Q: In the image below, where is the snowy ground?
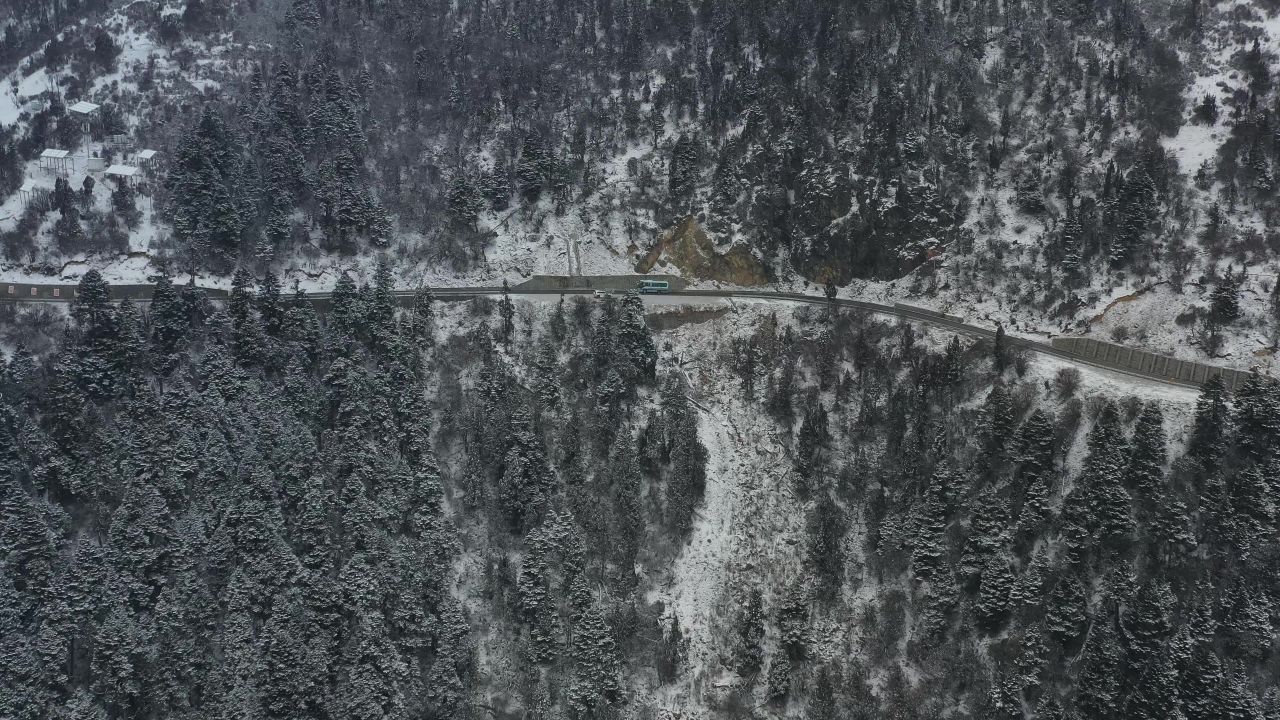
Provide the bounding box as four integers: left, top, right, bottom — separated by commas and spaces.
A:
5, 1, 1279, 379
635, 301, 1196, 712
0, 3, 237, 269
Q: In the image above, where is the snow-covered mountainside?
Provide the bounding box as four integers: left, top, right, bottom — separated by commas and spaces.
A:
4, 267, 1280, 719
3, 1, 1280, 718
5, 1, 1280, 370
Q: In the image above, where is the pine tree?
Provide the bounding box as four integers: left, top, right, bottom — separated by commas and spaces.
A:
662, 378, 708, 534
498, 280, 515, 345
961, 480, 1007, 586
1045, 571, 1088, 646
516, 527, 563, 664
993, 324, 1011, 373
169, 106, 246, 266
1014, 409, 1055, 537
566, 576, 622, 715
446, 172, 486, 230
1121, 580, 1174, 667
257, 269, 284, 338
976, 555, 1015, 631
668, 133, 700, 215
1124, 651, 1182, 720
1114, 170, 1153, 265
499, 412, 558, 532
262, 590, 323, 719
1218, 663, 1266, 720
367, 258, 398, 355
408, 287, 435, 343
734, 587, 766, 677
807, 493, 847, 600
982, 382, 1016, 459
1226, 464, 1276, 553
53, 205, 86, 255
808, 666, 837, 720
776, 582, 810, 660
229, 267, 264, 365
985, 670, 1024, 720
149, 273, 188, 366
1074, 612, 1123, 720
766, 652, 793, 703
1037, 694, 1068, 720
795, 401, 831, 485
72, 268, 113, 328
616, 293, 657, 382
656, 612, 688, 684
1180, 646, 1226, 720
92, 588, 144, 715
1210, 268, 1244, 326
1015, 623, 1050, 690
0, 475, 56, 598
1128, 403, 1167, 504
1232, 373, 1280, 462
1189, 375, 1231, 465
1152, 489, 1195, 558
0, 564, 46, 720
532, 342, 561, 410
1076, 402, 1135, 553
334, 616, 407, 720
911, 470, 951, 582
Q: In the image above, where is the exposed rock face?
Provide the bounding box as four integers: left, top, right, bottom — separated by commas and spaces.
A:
636, 217, 770, 286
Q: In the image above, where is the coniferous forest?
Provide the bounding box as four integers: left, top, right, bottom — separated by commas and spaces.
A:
2, 0, 1280, 717
0, 268, 1278, 718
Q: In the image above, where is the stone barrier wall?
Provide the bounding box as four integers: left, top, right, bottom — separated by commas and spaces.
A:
513, 274, 687, 292
1051, 337, 1252, 389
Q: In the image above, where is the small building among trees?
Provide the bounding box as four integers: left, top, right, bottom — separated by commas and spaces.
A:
68, 100, 101, 119
39, 148, 73, 173
18, 178, 52, 208
105, 163, 140, 186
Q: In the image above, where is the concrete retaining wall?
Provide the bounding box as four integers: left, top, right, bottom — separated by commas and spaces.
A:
0, 281, 230, 302
1051, 337, 1251, 389
513, 274, 687, 292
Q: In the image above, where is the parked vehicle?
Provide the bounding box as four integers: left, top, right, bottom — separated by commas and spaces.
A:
637, 279, 670, 294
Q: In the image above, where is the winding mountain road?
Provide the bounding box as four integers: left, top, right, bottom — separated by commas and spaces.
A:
0, 278, 1246, 390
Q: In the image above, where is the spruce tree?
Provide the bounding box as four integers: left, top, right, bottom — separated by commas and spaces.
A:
766, 653, 793, 703
1045, 571, 1087, 647
981, 382, 1016, 459
1077, 402, 1135, 553
1074, 612, 1123, 720
911, 471, 951, 582
795, 401, 831, 485
1189, 376, 1231, 465
1232, 373, 1280, 462
1128, 403, 1167, 506
566, 576, 622, 715
229, 267, 263, 365
976, 555, 1015, 632
734, 587, 766, 677
1124, 651, 1182, 720
257, 269, 284, 338
656, 613, 687, 684
1121, 580, 1174, 667
498, 280, 515, 345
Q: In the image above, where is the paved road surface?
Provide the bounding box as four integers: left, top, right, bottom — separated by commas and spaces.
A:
0, 278, 1238, 390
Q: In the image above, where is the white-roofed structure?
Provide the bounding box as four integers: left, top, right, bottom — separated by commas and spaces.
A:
135, 149, 161, 178
39, 148, 72, 172
105, 164, 141, 185
68, 100, 101, 117
18, 178, 52, 206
